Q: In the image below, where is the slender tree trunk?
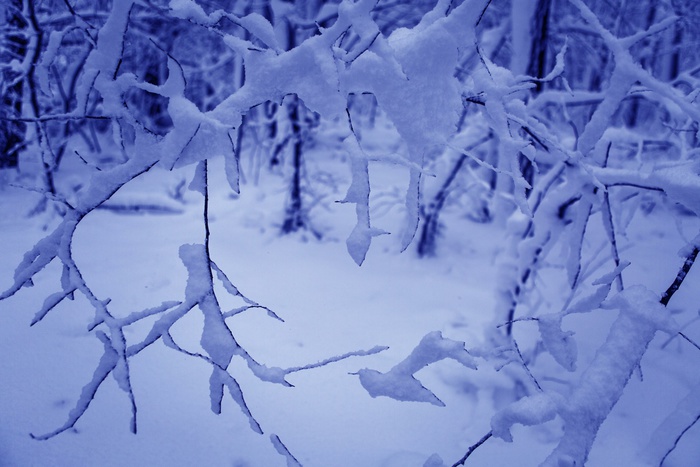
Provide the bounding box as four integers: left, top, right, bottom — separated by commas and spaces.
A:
25, 0, 56, 196
417, 132, 492, 257
278, 3, 321, 236
416, 154, 468, 257
520, 0, 551, 191
0, 0, 27, 169
668, 23, 681, 81
527, 0, 552, 94
281, 96, 306, 234
625, 4, 656, 128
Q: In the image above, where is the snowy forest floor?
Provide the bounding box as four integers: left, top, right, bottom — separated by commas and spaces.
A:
1, 144, 700, 466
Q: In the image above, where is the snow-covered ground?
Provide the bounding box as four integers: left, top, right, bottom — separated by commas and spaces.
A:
1, 149, 699, 466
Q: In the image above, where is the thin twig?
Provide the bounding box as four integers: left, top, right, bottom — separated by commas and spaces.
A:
601, 142, 624, 291
660, 246, 699, 306
452, 431, 493, 466
475, 0, 492, 27
496, 317, 538, 328
513, 339, 542, 392
659, 412, 700, 466
679, 332, 700, 352
202, 159, 211, 258
652, 244, 700, 463
0, 114, 111, 122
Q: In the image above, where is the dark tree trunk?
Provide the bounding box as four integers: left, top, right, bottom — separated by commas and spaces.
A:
25, 0, 55, 196
519, 0, 552, 192
625, 4, 656, 128
417, 154, 468, 257
527, 0, 552, 95
417, 133, 492, 258
0, 0, 28, 169
668, 24, 681, 81
281, 97, 306, 234
278, 6, 319, 237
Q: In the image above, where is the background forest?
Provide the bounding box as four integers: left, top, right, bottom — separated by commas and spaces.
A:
1, 0, 700, 465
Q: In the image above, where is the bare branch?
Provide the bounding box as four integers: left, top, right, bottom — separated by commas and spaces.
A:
660, 246, 699, 306
659, 412, 700, 466
452, 431, 493, 466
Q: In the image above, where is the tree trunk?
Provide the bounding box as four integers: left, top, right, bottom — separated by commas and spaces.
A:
281, 96, 306, 234
527, 0, 552, 94
0, 0, 28, 169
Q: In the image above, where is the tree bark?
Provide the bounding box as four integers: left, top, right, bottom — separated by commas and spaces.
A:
0, 0, 28, 169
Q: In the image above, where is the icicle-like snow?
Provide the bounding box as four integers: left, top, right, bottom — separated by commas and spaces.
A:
339, 135, 387, 265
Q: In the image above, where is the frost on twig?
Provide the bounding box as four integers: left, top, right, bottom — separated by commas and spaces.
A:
491, 285, 681, 466
357, 331, 476, 406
